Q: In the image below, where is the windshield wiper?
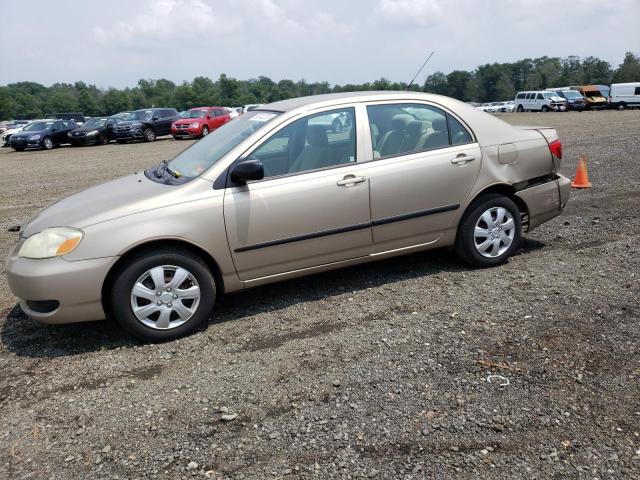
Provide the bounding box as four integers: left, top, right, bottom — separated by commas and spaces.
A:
155, 160, 180, 179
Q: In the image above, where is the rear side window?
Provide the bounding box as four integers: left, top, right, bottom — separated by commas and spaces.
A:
516, 93, 525, 99
447, 115, 472, 145
366, 103, 470, 158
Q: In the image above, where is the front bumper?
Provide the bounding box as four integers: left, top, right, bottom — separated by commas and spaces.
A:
5, 245, 115, 324
172, 126, 202, 137
515, 174, 571, 231
10, 138, 41, 149
69, 135, 99, 145
115, 129, 144, 140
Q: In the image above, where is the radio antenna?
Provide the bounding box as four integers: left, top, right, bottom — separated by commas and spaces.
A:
407, 51, 434, 90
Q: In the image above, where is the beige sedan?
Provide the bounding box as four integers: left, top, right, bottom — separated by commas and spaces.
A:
6, 92, 571, 341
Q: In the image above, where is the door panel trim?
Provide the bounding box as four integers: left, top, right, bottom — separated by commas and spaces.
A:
234, 221, 371, 252
372, 203, 459, 226
234, 203, 459, 252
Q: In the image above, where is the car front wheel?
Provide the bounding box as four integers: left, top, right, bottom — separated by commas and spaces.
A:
110, 248, 216, 341
201, 126, 209, 137
455, 194, 521, 268
42, 137, 54, 150
143, 128, 156, 142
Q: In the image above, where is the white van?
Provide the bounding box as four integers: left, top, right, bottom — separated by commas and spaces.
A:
514, 91, 567, 112
608, 83, 640, 110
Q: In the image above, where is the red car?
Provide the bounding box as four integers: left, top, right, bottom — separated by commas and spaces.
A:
171, 107, 231, 139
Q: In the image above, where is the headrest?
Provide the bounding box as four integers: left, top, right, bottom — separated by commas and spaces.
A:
407, 120, 424, 136
391, 114, 412, 130
432, 117, 447, 132
306, 125, 328, 147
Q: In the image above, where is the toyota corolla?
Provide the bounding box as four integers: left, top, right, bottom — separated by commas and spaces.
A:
5, 92, 571, 341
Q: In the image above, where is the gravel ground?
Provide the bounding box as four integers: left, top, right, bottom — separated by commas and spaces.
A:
0, 111, 639, 479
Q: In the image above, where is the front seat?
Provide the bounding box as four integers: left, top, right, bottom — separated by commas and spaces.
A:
418, 117, 449, 150
289, 125, 331, 173
376, 114, 411, 157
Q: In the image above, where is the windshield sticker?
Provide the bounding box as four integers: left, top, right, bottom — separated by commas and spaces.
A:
250, 113, 277, 122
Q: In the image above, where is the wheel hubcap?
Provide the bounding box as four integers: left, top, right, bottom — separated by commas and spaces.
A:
473, 207, 515, 258
130, 265, 200, 330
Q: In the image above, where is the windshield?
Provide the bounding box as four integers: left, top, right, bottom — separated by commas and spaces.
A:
560, 90, 582, 99
186, 109, 208, 119
165, 111, 281, 179
83, 117, 108, 128
584, 90, 604, 98
543, 92, 558, 99
122, 110, 154, 122
24, 121, 54, 131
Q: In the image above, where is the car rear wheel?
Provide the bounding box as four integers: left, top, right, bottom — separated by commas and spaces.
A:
617, 103, 626, 111
455, 194, 521, 268
201, 126, 209, 137
42, 137, 53, 150
110, 248, 216, 342
516, 105, 524, 112
143, 128, 156, 142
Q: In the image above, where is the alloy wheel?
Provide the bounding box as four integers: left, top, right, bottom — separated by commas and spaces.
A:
43, 137, 53, 149
130, 265, 201, 330
473, 207, 516, 258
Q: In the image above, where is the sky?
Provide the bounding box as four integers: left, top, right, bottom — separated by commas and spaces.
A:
1, 0, 638, 89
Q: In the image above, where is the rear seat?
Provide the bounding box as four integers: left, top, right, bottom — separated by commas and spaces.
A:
376, 114, 412, 157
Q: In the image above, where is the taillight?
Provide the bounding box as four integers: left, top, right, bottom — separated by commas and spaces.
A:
549, 139, 562, 159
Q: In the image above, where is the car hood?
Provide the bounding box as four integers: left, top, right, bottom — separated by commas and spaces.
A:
174, 118, 204, 125
21, 173, 175, 237
12, 129, 49, 138
2, 127, 23, 136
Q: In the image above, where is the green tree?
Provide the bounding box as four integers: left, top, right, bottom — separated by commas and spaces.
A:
101, 89, 131, 115
423, 72, 448, 95
612, 51, 640, 83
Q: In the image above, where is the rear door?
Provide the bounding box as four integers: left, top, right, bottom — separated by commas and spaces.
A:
52, 121, 66, 144
364, 102, 481, 253
223, 106, 371, 281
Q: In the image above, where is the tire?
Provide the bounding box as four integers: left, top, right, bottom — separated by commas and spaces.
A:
541, 105, 549, 112
99, 133, 109, 145
516, 105, 524, 112
617, 103, 626, 111
143, 128, 156, 142
200, 126, 209, 137
454, 194, 522, 268
42, 137, 54, 150
13, 147, 25, 152
109, 248, 216, 342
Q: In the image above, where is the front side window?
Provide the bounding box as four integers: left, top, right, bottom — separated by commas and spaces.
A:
164, 111, 281, 179
537, 93, 544, 100
635, 87, 640, 95
247, 108, 356, 178
366, 103, 472, 158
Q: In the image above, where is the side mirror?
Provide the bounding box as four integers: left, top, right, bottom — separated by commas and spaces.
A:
230, 160, 264, 184
152, 116, 159, 121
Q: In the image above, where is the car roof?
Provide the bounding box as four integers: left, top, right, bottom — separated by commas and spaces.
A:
257, 91, 465, 113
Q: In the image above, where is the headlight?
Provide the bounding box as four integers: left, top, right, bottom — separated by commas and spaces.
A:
131, 122, 142, 129
28, 134, 41, 140
191, 122, 200, 128
86, 130, 99, 136
19, 227, 84, 259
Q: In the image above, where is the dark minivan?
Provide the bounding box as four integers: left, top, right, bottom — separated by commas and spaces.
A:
10, 119, 77, 150
114, 108, 179, 143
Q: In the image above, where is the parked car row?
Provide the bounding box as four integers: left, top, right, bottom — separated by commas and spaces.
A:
1, 105, 247, 151
515, 82, 639, 112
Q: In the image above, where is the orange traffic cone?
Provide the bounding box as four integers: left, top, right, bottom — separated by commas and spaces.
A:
571, 153, 592, 189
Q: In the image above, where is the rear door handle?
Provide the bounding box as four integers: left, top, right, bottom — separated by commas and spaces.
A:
337, 175, 367, 186
451, 154, 475, 165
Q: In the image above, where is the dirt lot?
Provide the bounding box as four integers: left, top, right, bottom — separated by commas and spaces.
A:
0, 111, 639, 479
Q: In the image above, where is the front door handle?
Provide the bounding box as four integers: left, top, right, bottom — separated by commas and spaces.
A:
451, 154, 475, 165
337, 175, 367, 186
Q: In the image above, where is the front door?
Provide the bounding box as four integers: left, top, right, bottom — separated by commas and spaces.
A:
223, 107, 372, 281
364, 102, 481, 253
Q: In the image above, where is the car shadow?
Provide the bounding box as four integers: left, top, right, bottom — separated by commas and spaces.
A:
0, 239, 546, 358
